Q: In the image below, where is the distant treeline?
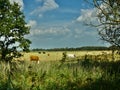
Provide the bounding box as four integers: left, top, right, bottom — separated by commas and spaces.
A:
31, 46, 117, 51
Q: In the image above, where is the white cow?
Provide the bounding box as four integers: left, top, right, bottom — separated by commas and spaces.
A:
67, 54, 76, 58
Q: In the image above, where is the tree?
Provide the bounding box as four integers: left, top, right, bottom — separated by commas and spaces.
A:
0, 0, 31, 62
86, 0, 120, 49
96, 0, 120, 48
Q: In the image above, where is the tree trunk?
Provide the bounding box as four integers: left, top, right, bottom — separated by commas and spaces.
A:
1, 48, 7, 62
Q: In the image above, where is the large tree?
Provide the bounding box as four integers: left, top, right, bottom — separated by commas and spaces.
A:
0, 0, 31, 62
86, 0, 120, 49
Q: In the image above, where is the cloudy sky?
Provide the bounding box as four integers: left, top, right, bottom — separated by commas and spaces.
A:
11, 0, 108, 49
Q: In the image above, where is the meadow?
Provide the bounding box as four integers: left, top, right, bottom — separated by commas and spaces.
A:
0, 50, 120, 90
20, 50, 119, 61
19, 50, 120, 61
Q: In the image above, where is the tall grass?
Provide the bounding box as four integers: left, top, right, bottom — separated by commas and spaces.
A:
0, 58, 120, 90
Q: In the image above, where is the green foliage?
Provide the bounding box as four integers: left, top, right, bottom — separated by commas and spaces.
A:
0, 0, 31, 62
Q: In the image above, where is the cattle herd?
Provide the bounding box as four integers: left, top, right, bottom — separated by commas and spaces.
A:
29, 51, 119, 64
29, 52, 76, 64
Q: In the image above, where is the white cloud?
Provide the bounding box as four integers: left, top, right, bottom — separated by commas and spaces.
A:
59, 8, 79, 14
75, 28, 83, 34
27, 20, 37, 28
30, 26, 70, 36
38, 14, 43, 18
36, 0, 42, 2
76, 8, 98, 23
9, 0, 24, 10
31, 0, 59, 15
26, 19, 71, 38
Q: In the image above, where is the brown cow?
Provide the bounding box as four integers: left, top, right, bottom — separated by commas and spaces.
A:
30, 55, 39, 64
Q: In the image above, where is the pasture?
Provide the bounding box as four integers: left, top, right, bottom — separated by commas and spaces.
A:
0, 50, 120, 90
19, 50, 119, 61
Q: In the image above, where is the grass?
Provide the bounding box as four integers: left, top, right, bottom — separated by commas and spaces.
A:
0, 58, 120, 90
19, 50, 116, 61
0, 50, 120, 90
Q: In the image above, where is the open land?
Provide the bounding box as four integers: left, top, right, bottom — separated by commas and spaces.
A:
0, 50, 120, 90
20, 50, 119, 61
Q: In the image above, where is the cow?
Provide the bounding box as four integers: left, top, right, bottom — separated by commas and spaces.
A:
30, 55, 39, 64
67, 54, 76, 58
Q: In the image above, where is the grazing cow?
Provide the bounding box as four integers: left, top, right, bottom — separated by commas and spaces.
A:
38, 52, 41, 54
30, 55, 39, 64
43, 52, 46, 54
67, 54, 76, 58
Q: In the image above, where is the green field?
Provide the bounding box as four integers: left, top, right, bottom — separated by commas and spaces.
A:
0, 50, 120, 90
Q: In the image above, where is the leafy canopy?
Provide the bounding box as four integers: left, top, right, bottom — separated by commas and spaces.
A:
0, 0, 31, 62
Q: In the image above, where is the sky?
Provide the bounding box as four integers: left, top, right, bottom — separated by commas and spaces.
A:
10, 0, 109, 49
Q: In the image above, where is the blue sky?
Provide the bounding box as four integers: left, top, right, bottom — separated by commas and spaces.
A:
10, 0, 109, 49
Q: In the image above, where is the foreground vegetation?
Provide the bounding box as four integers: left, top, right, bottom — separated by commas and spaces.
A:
0, 57, 120, 90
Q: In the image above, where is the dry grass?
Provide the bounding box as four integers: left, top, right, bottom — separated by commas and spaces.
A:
17, 50, 118, 62
0, 50, 120, 90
